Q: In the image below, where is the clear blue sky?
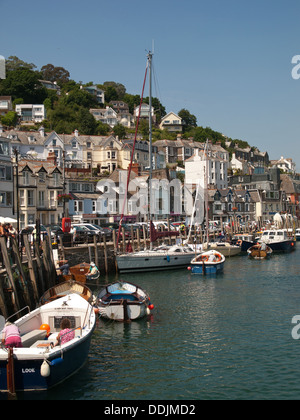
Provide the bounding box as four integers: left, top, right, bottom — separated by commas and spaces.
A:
2, 0, 300, 169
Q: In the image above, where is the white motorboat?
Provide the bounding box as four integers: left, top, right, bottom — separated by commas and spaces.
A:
116, 243, 197, 274
204, 242, 241, 257
258, 229, 296, 253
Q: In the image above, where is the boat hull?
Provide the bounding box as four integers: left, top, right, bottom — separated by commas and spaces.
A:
266, 240, 295, 253
0, 294, 96, 393
97, 281, 151, 321
99, 302, 149, 321
189, 250, 225, 275
190, 262, 224, 275
206, 243, 241, 257
0, 333, 93, 392
116, 253, 194, 274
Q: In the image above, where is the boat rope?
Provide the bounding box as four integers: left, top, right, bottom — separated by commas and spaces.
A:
116, 58, 149, 249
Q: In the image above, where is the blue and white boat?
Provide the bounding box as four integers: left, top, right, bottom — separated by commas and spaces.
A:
188, 250, 225, 275
0, 293, 96, 393
97, 281, 154, 321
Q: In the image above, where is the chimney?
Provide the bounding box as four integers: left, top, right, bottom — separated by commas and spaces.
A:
39, 126, 45, 137
131, 162, 140, 176
74, 129, 79, 137
47, 151, 57, 165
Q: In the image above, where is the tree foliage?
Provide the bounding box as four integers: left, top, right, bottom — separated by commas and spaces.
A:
0, 67, 47, 103
40, 64, 70, 85
0, 55, 253, 150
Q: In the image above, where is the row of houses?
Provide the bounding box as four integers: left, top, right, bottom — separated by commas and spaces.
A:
0, 125, 298, 229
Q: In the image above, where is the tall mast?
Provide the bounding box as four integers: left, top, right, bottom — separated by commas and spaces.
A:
148, 50, 153, 222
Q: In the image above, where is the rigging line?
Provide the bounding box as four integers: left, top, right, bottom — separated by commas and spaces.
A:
116, 60, 149, 249
151, 61, 163, 114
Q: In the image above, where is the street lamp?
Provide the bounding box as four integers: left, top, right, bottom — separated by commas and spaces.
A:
12, 147, 20, 246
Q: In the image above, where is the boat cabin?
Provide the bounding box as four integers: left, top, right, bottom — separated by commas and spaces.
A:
260, 230, 288, 243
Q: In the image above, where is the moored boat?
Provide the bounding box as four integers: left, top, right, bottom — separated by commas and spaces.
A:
188, 250, 225, 275
116, 244, 197, 274
205, 241, 241, 257
96, 281, 154, 321
232, 234, 256, 252
39, 280, 93, 305
247, 244, 273, 259
0, 293, 96, 393
258, 229, 296, 253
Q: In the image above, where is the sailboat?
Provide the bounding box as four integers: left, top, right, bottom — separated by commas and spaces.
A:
116, 52, 197, 274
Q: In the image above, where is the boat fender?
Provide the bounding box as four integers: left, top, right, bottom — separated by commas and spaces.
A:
50, 357, 64, 367
40, 360, 51, 378
167, 255, 170, 262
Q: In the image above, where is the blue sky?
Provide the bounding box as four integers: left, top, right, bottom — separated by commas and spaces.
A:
1, 0, 300, 169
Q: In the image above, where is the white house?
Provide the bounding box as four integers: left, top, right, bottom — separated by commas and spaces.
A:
15, 104, 46, 124
270, 156, 296, 174
159, 112, 183, 132
185, 148, 228, 191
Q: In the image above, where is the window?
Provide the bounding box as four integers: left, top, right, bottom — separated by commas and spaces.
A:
0, 141, 9, 156
87, 152, 92, 160
23, 172, 30, 186
39, 172, 45, 183
38, 191, 45, 207
20, 190, 25, 206
50, 191, 55, 207
53, 173, 60, 187
27, 190, 34, 206
0, 167, 5, 179
74, 201, 83, 212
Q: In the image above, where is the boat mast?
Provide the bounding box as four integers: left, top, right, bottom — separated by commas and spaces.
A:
148, 50, 153, 223
205, 139, 209, 246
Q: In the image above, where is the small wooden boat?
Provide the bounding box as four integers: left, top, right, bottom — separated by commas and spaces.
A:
96, 281, 154, 321
0, 293, 96, 392
188, 250, 225, 275
247, 244, 273, 259
57, 262, 92, 284
39, 280, 93, 305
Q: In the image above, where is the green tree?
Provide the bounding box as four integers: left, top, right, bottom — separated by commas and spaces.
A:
0, 111, 18, 127
0, 68, 47, 103
178, 109, 197, 131
76, 108, 97, 135
113, 123, 126, 139
5, 56, 37, 72
40, 64, 70, 85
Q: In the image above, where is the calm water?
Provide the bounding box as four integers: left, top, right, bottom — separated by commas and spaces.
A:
28, 246, 300, 399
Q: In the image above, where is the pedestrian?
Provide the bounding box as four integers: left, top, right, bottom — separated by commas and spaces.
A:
2, 321, 22, 348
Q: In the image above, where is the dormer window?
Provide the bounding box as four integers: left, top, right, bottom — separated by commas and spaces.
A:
71, 141, 77, 148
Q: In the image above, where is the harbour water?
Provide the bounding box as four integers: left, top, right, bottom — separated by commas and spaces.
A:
27, 246, 300, 400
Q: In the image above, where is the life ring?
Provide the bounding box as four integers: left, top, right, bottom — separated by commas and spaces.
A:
237, 240, 242, 246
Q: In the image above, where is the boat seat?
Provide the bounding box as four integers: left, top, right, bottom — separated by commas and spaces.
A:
21, 329, 47, 347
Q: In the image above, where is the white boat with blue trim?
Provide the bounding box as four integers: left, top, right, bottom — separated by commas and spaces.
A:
188, 250, 225, 275
97, 281, 154, 321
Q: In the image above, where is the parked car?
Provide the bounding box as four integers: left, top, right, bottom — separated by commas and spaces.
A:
71, 225, 95, 243
26, 224, 55, 241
